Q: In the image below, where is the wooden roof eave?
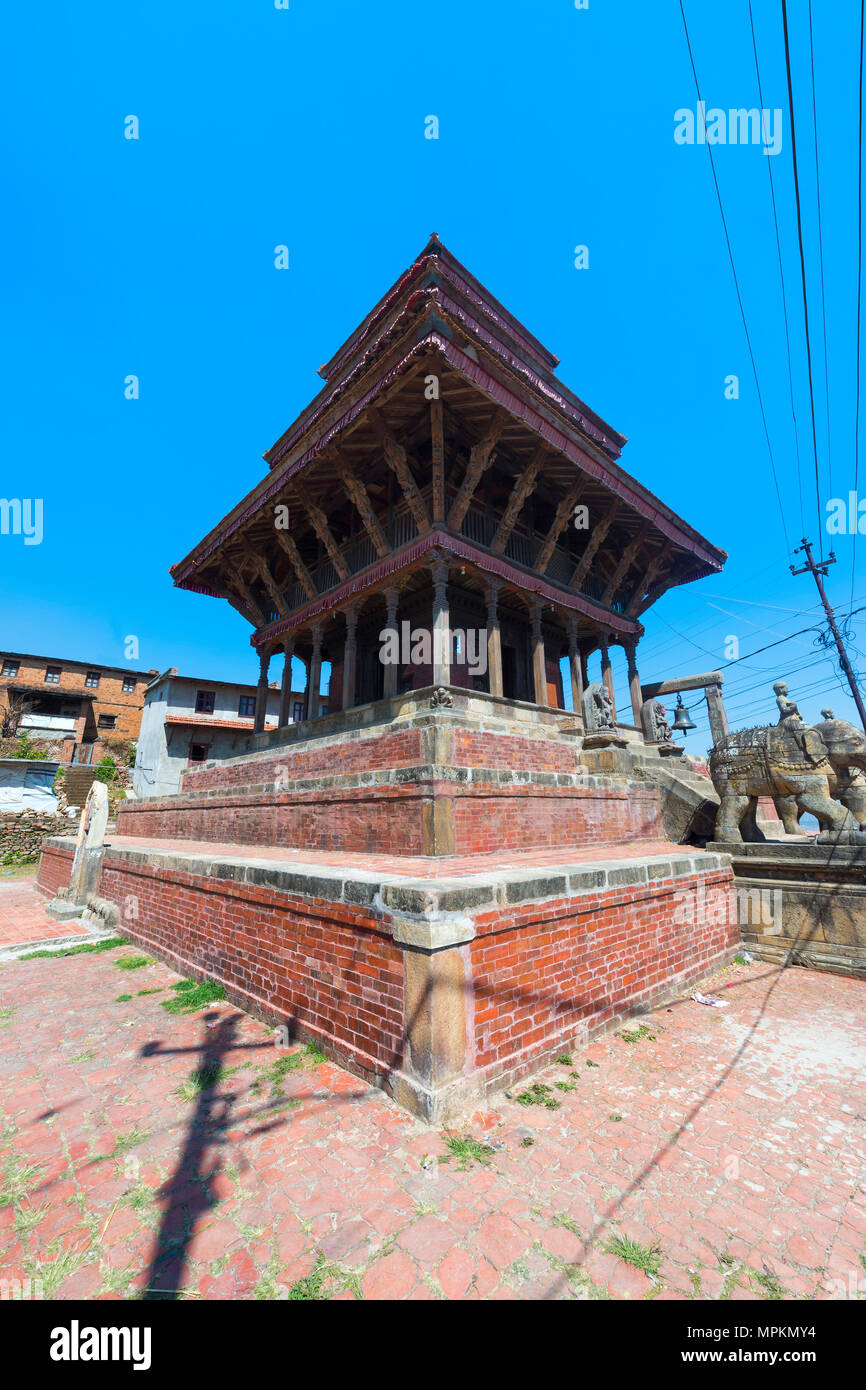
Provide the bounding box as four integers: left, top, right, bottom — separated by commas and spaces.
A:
172, 325, 724, 593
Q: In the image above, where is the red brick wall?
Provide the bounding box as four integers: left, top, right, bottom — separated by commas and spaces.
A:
451, 785, 665, 853
34, 839, 737, 1108
35, 843, 74, 897
0, 656, 150, 741
49, 849, 405, 1080
119, 785, 429, 853
469, 868, 737, 1089
117, 781, 665, 855
181, 727, 424, 792
451, 730, 578, 773
179, 726, 581, 793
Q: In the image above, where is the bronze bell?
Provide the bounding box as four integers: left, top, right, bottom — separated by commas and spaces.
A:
671, 694, 696, 735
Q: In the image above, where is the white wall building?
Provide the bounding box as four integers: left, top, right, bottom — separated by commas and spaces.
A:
133, 668, 306, 798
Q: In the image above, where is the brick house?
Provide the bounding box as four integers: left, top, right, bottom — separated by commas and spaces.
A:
133, 668, 308, 797
0, 650, 157, 761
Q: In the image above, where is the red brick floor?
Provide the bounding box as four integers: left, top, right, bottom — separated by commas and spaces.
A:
0, 881, 88, 949
0, 878, 864, 1301
81, 834, 688, 878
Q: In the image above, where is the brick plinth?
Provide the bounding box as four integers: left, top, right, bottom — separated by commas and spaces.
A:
117, 702, 663, 856
36, 837, 737, 1120
116, 777, 664, 856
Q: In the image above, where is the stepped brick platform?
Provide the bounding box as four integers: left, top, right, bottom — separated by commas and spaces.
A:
115, 689, 665, 857
37, 822, 737, 1119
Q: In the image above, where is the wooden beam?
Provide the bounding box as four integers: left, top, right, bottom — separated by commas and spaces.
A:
600, 522, 651, 607
570, 501, 619, 589
535, 476, 587, 575
447, 409, 508, 532
641, 671, 725, 698
431, 398, 445, 523
251, 554, 290, 619
291, 479, 350, 582
230, 576, 266, 628
491, 448, 544, 553
334, 454, 390, 558
226, 595, 259, 627
369, 407, 431, 535
274, 529, 316, 600
624, 546, 671, 618
634, 573, 676, 617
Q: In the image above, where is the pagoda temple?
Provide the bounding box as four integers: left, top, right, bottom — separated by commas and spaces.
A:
39, 238, 738, 1120
170, 234, 725, 733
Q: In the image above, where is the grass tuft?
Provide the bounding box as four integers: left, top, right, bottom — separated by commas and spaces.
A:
19, 936, 126, 961
604, 1233, 663, 1279
115, 955, 152, 972
439, 1131, 495, 1170
617, 1023, 661, 1044
175, 1064, 228, 1102
514, 1083, 561, 1111
161, 979, 226, 1014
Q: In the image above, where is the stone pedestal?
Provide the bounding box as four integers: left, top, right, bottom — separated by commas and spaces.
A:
582, 731, 629, 752
707, 838, 866, 977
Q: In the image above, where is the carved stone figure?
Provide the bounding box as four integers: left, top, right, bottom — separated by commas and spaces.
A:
774, 680, 802, 725
430, 687, 454, 709
709, 716, 866, 842
583, 681, 614, 733
640, 698, 673, 746
46, 780, 110, 920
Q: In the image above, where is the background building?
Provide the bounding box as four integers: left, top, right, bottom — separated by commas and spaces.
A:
133, 668, 306, 797
0, 650, 156, 762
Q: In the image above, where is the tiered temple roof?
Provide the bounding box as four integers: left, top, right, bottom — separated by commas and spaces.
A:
170, 235, 725, 660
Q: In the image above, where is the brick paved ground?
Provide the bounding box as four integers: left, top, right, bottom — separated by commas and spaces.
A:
0, 881, 87, 950
0, 878, 864, 1301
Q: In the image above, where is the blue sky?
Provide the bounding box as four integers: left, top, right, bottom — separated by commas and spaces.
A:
2, 0, 864, 754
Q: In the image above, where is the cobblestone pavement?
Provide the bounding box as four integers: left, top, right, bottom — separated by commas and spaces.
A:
0, 878, 864, 1301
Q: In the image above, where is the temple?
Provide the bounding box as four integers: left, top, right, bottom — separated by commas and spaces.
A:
170, 234, 725, 734
38, 237, 739, 1119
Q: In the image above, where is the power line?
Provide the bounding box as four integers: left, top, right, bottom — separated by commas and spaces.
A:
679, 1, 791, 553
854, 0, 865, 606
651, 602, 866, 681
807, 0, 832, 502
781, 0, 825, 556
791, 538, 866, 729
749, 0, 805, 533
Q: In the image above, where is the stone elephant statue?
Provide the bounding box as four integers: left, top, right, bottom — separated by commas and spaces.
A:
709, 717, 866, 843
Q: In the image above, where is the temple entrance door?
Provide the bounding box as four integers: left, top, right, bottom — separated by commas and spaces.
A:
501, 645, 517, 700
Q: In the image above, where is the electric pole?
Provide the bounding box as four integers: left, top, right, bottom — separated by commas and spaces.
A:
790, 538, 866, 733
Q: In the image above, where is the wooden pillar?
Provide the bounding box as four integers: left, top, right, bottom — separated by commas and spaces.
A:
278, 639, 294, 727
253, 648, 270, 733
530, 604, 547, 707
306, 624, 322, 721
383, 587, 399, 699
431, 398, 445, 524
485, 582, 503, 698
600, 630, 617, 721
567, 616, 584, 718
625, 638, 642, 727
431, 559, 451, 687
342, 607, 358, 711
